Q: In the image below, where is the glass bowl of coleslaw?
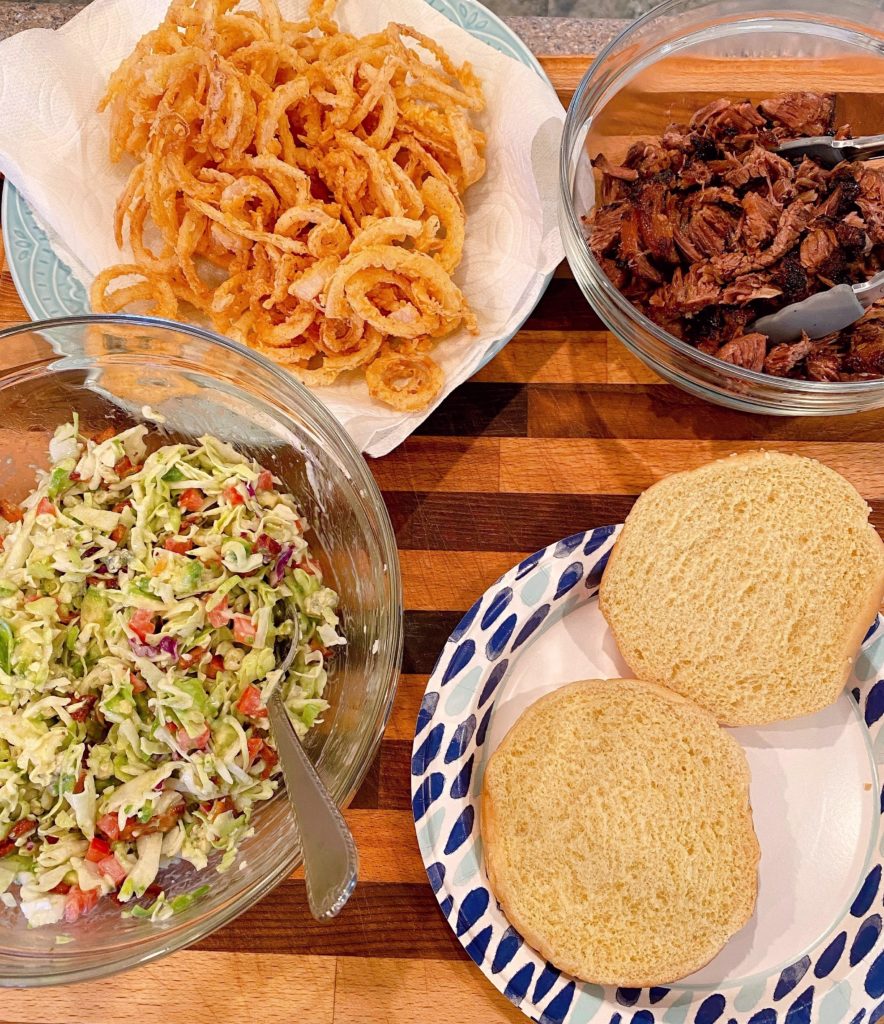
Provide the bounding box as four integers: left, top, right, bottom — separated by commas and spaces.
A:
0, 314, 403, 985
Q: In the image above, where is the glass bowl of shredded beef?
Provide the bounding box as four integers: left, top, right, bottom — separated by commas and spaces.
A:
559, 0, 884, 415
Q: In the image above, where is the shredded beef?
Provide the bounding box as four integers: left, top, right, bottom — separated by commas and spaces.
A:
679, 159, 715, 188
683, 199, 740, 258
709, 154, 751, 188
624, 140, 675, 177
591, 153, 638, 182
586, 89, 884, 382
740, 191, 779, 249
587, 203, 627, 258
814, 181, 856, 219
771, 253, 811, 305
685, 305, 754, 349
620, 209, 664, 284
716, 333, 767, 371
636, 183, 678, 264
764, 203, 813, 265
835, 219, 867, 257
852, 166, 884, 245
740, 144, 794, 185
721, 273, 782, 305
771, 177, 795, 205
597, 257, 629, 292
799, 223, 840, 277
758, 92, 835, 138
691, 98, 766, 136
650, 264, 721, 314
662, 125, 692, 152
764, 333, 814, 376
844, 316, 884, 374
806, 347, 844, 381
690, 98, 731, 129
794, 157, 830, 192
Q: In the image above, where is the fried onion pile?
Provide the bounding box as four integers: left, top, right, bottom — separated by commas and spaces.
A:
93, 0, 486, 410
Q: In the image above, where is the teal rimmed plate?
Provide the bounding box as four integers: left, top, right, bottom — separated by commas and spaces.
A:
1, 0, 552, 341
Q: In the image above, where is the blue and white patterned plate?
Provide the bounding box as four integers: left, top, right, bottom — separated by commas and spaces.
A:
412, 524, 884, 1024
0, 0, 550, 326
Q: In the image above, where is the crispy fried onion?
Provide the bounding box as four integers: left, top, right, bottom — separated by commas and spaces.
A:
325, 245, 474, 339
364, 349, 445, 411
90, 265, 178, 318
92, 0, 486, 410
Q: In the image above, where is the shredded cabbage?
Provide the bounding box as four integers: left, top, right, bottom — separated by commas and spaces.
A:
0, 422, 344, 925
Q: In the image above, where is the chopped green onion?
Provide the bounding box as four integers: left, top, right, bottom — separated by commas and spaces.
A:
0, 621, 13, 673
170, 885, 209, 913
47, 467, 71, 499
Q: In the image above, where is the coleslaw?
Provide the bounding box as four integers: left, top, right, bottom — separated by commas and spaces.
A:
0, 418, 344, 926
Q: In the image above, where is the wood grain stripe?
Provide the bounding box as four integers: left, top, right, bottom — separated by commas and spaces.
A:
414, 382, 527, 437
519, 278, 602, 332
385, 674, 429, 741
536, 54, 884, 99
386, 491, 636, 550
498, 440, 884, 497
408, 380, 884, 442
194, 881, 462, 960
0, 952, 525, 1024
0, 952, 336, 1023
369, 438, 501, 494
401, 550, 525, 611
349, 739, 413, 812
374, 438, 884, 497
292, 810, 425, 884
390, 490, 884, 550
527, 385, 884, 442
334, 957, 525, 1024
0, 275, 24, 329
476, 332, 662, 385
403, 611, 462, 673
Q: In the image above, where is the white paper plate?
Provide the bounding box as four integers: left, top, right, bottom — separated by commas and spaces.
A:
411, 524, 884, 1024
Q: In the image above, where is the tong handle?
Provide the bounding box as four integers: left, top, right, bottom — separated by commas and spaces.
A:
856, 269, 884, 308
839, 134, 884, 163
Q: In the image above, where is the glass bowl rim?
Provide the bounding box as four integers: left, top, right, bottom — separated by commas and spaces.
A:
0, 312, 404, 986
558, 0, 884, 396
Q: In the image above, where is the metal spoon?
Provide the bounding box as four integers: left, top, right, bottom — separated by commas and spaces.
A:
269, 614, 358, 920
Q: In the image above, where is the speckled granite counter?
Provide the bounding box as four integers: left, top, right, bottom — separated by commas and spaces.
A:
507, 15, 627, 54
0, 1, 628, 50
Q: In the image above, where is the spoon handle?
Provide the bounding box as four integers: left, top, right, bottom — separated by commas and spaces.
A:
267, 693, 358, 920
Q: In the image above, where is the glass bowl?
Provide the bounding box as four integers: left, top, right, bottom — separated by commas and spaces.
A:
559, 0, 884, 415
0, 314, 403, 985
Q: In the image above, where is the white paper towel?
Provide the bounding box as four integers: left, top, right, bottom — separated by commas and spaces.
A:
0, 0, 564, 456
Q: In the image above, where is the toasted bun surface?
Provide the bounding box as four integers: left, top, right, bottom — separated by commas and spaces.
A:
481, 678, 759, 987
599, 451, 884, 726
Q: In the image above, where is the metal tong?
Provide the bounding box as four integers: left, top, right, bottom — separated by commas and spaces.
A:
748, 134, 884, 343
752, 272, 884, 345
772, 132, 884, 168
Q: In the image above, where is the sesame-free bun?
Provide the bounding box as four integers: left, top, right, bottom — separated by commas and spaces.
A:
600, 451, 884, 726
481, 678, 759, 987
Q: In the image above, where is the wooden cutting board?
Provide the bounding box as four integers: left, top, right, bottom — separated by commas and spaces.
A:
1, 52, 884, 1024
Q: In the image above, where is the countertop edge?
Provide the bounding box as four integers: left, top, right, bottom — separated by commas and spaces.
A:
0, 3, 627, 50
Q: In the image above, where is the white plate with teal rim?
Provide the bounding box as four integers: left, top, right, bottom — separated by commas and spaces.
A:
1, 0, 551, 344
411, 523, 884, 1024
